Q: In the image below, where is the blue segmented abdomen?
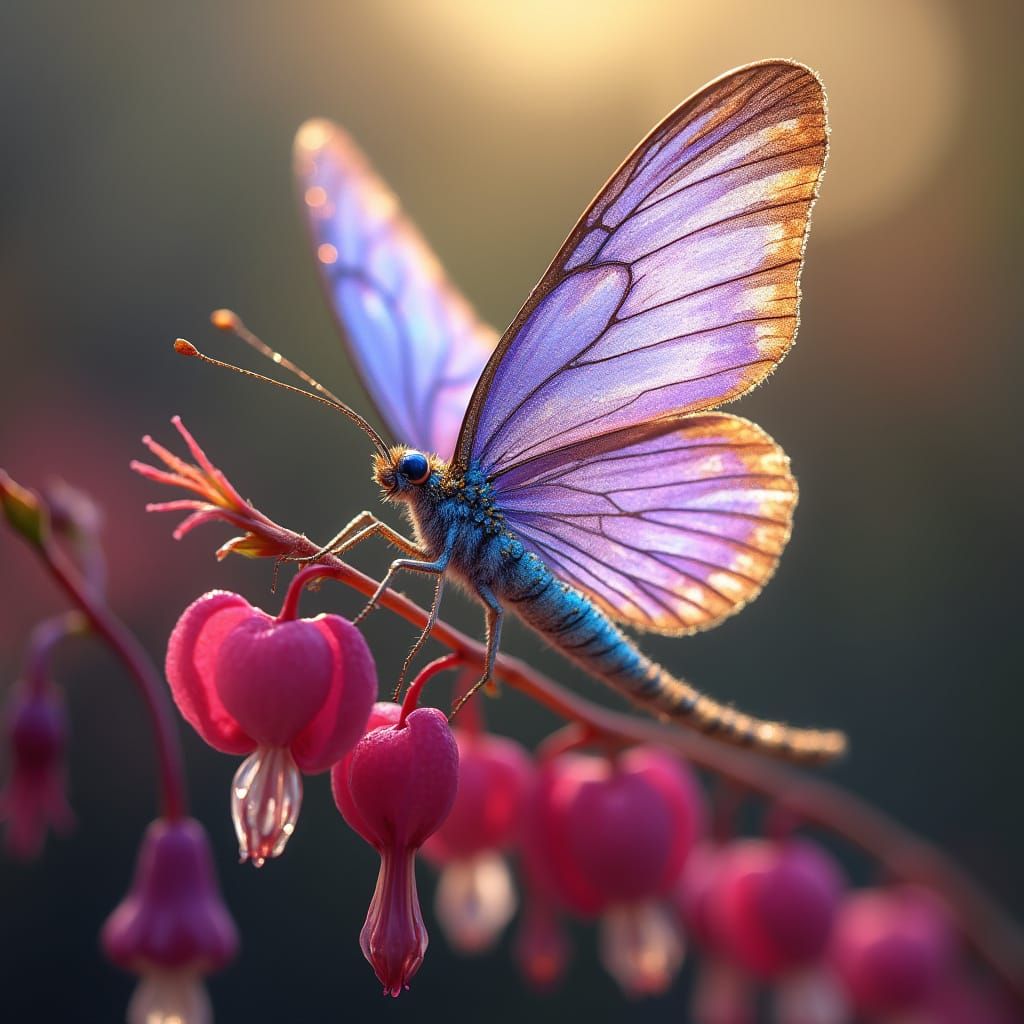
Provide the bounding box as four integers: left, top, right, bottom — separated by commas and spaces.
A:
501, 553, 843, 763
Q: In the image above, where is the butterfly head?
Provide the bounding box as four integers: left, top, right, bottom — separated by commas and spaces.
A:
374, 446, 439, 500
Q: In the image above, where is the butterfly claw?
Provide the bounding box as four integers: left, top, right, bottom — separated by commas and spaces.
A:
449, 673, 492, 719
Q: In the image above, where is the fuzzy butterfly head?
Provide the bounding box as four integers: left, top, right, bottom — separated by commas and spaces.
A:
374, 447, 443, 502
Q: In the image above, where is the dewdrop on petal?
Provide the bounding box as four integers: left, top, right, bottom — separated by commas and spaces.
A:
230, 746, 302, 867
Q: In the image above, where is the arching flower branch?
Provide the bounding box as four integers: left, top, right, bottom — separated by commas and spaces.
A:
131, 417, 1024, 1004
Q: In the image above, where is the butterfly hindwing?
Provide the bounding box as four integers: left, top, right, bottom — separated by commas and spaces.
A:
494, 413, 797, 634
294, 119, 498, 460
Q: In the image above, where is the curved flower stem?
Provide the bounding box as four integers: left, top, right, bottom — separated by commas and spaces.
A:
0, 474, 190, 823
40, 540, 188, 821
276, 563, 341, 621
399, 653, 463, 727
24, 612, 89, 695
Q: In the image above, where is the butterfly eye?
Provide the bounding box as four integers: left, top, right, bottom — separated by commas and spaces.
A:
398, 451, 431, 485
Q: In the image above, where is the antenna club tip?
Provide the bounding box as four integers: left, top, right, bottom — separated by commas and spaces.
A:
174, 339, 200, 357
211, 309, 241, 331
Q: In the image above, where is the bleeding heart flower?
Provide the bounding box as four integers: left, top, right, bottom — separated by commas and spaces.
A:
332, 701, 458, 996
830, 885, 957, 1016
421, 729, 533, 952
166, 590, 376, 866
527, 747, 706, 995
710, 838, 846, 979
0, 679, 74, 860
102, 817, 238, 1024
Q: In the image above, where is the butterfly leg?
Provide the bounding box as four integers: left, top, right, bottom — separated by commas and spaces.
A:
298, 511, 425, 564
353, 546, 452, 626
451, 584, 503, 717
391, 573, 447, 701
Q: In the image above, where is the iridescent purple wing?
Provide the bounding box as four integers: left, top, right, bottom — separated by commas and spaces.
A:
496, 413, 797, 634
459, 61, 826, 633
457, 61, 827, 475
294, 119, 498, 459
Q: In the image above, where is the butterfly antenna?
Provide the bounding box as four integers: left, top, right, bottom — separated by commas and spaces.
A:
210, 309, 348, 407
173, 337, 390, 458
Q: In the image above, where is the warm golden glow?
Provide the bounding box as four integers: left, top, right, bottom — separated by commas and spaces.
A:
317, 242, 338, 264
374, 0, 964, 235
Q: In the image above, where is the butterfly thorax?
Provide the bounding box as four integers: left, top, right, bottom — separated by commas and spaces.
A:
388, 461, 531, 591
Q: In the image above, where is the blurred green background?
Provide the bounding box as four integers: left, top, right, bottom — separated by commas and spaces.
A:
1, 1, 1021, 1020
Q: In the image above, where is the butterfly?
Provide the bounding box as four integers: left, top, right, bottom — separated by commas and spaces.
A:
290, 60, 842, 761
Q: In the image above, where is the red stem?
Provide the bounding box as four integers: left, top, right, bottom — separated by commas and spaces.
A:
276, 563, 347, 621
399, 653, 463, 727
39, 538, 188, 820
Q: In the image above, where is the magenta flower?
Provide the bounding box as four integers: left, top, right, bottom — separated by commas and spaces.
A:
102, 817, 238, 1024
710, 838, 846, 979
830, 885, 957, 1016
332, 701, 459, 995
0, 680, 74, 859
421, 729, 533, 952
166, 590, 376, 866
530, 747, 706, 995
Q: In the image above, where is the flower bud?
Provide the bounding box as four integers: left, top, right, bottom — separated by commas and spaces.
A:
166, 590, 376, 866
102, 817, 238, 1024
0, 681, 73, 859
332, 702, 459, 995
830, 886, 956, 1015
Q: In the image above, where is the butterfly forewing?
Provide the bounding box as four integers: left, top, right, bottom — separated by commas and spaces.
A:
495, 413, 797, 634
457, 61, 827, 475
294, 119, 498, 460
